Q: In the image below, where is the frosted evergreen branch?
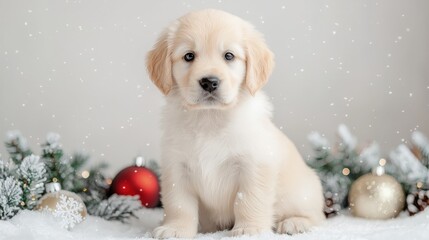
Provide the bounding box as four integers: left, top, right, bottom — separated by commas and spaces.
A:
76, 163, 110, 203
0, 177, 23, 220
357, 142, 380, 172
45, 132, 61, 150
337, 124, 357, 152
87, 194, 142, 222
308, 131, 330, 149
57, 156, 75, 191
307, 132, 331, 166
17, 155, 46, 209
0, 158, 10, 179
41, 132, 65, 183
389, 144, 429, 184
61, 153, 89, 192
411, 131, 429, 168
319, 172, 351, 207
4, 130, 32, 165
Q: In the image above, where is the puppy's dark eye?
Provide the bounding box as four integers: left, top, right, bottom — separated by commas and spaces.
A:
184, 52, 195, 62
224, 52, 234, 61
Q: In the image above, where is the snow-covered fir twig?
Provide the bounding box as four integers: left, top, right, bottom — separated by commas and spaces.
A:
45, 132, 61, 150
411, 131, 429, 168
337, 124, 357, 152
0, 158, 9, 179
61, 153, 88, 192
308, 131, 330, 150
0, 177, 23, 220
17, 155, 46, 209
389, 144, 429, 185
41, 132, 66, 183
319, 171, 351, 205
4, 130, 32, 165
307, 131, 330, 165
88, 194, 142, 222
357, 141, 380, 172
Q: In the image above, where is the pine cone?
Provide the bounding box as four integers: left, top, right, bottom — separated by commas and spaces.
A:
406, 189, 429, 216
324, 191, 341, 218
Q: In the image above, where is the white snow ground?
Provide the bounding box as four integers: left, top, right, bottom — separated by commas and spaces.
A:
1, 208, 428, 240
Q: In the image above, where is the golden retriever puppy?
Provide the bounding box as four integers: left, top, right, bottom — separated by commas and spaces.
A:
147, 9, 324, 238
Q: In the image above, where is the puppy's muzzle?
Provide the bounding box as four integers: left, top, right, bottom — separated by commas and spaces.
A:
199, 76, 220, 93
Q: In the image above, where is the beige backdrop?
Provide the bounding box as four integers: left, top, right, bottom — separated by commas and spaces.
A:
1, 0, 428, 175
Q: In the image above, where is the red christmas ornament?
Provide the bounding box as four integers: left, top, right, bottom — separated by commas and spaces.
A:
109, 157, 160, 208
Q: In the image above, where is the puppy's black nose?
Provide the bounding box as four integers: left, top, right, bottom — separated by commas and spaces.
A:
199, 76, 220, 93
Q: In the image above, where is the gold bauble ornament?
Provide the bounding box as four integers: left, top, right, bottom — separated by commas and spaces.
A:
349, 165, 405, 219
36, 182, 87, 229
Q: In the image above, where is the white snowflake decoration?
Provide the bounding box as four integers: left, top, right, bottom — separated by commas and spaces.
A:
52, 194, 84, 230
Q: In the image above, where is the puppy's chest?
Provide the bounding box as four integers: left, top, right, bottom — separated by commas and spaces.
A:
187, 131, 242, 181
188, 152, 240, 211
179, 130, 242, 207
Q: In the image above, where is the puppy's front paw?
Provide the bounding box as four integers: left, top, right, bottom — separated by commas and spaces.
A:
152, 225, 196, 239
230, 226, 270, 236
276, 217, 312, 235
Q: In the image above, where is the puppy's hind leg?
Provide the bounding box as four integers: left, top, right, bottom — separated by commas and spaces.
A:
275, 213, 324, 235
274, 180, 325, 235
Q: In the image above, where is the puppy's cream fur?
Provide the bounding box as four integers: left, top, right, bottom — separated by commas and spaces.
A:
147, 9, 324, 238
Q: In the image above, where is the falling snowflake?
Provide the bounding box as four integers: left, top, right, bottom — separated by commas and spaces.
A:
52, 194, 84, 230
237, 192, 244, 200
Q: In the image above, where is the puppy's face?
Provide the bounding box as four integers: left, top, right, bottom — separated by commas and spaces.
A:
147, 9, 274, 110
171, 21, 246, 109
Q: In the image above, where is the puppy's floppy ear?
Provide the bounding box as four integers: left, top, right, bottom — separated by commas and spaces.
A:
245, 29, 275, 95
146, 30, 173, 95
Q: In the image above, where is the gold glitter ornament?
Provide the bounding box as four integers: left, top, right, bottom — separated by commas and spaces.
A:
36, 182, 87, 229
348, 165, 405, 219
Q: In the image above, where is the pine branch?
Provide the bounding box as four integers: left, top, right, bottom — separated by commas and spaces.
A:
41, 133, 65, 183
337, 124, 357, 152
319, 172, 351, 207
358, 142, 381, 173
78, 163, 110, 198
411, 131, 429, 168
87, 194, 142, 222
17, 155, 46, 210
389, 144, 429, 192
0, 177, 23, 220
70, 152, 87, 170
61, 152, 89, 192
307, 131, 331, 168
4, 131, 32, 165
0, 158, 10, 179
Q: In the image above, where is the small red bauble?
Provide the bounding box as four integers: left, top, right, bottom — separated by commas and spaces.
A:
109, 160, 160, 208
